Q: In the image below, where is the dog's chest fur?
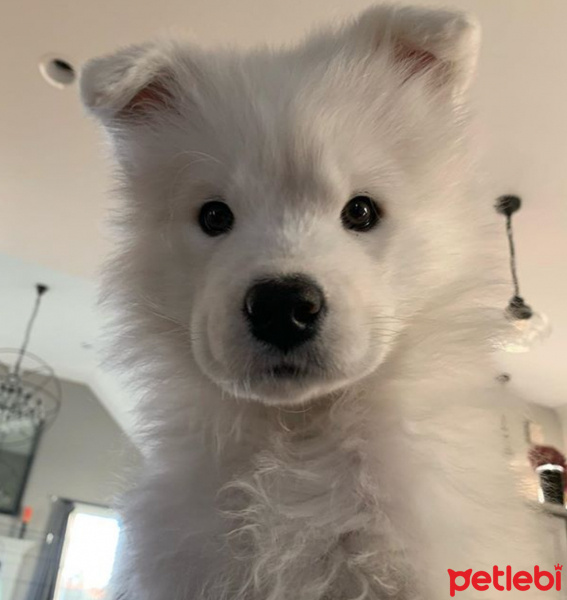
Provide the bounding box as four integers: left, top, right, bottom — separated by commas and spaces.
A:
119, 366, 556, 600
213, 396, 417, 600
129, 389, 421, 600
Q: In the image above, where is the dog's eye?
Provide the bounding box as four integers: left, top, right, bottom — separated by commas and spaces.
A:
198, 200, 234, 236
341, 195, 383, 232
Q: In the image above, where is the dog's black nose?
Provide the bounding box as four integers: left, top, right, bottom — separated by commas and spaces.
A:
244, 275, 326, 352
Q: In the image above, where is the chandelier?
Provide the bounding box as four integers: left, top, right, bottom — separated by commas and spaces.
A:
0, 284, 61, 441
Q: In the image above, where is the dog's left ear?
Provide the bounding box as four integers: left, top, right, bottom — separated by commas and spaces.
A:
350, 5, 481, 101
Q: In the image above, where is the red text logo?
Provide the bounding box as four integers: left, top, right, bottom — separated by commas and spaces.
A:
448, 565, 562, 596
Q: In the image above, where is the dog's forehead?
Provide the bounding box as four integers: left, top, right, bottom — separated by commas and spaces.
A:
166, 47, 418, 211
171, 83, 311, 204
190, 53, 369, 205
228, 115, 339, 207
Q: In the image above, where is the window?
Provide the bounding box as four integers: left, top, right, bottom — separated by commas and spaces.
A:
51, 503, 121, 600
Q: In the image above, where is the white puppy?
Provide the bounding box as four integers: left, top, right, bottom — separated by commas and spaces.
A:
82, 5, 556, 599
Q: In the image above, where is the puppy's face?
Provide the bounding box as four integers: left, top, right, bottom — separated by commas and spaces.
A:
83, 6, 482, 405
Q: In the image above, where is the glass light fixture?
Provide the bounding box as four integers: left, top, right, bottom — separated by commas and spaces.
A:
495, 195, 551, 353
0, 284, 61, 441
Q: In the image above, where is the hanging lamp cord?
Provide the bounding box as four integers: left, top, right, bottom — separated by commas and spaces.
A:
505, 213, 520, 297
13, 284, 48, 376
496, 195, 522, 298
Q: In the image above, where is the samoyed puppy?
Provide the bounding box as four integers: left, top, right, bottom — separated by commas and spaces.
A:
81, 5, 556, 599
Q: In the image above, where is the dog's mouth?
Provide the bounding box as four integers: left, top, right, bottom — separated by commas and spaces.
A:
205, 345, 357, 404
236, 359, 333, 404
268, 363, 307, 379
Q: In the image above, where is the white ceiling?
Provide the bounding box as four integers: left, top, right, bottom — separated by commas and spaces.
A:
1, 0, 566, 429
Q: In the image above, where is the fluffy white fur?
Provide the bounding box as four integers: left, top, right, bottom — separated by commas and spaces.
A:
82, 5, 557, 599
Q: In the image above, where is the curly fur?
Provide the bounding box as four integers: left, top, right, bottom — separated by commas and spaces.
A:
81, 5, 558, 599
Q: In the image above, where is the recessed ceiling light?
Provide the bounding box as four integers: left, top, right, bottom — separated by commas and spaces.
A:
39, 55, 76, 88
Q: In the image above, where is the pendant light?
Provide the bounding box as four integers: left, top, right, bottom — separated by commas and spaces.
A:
0, 284, 61, 441
495, 195, 551, 353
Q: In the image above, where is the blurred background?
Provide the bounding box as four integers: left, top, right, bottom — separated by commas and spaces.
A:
1, 1, 566, 599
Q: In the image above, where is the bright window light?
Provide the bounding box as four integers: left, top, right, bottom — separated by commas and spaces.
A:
54, 510, 121, 600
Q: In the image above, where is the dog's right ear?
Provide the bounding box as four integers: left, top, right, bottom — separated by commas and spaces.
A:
80, 42, 180, 125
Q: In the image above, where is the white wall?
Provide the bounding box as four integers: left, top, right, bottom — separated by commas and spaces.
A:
527, 403, 565, 450
554, 404, 567, 453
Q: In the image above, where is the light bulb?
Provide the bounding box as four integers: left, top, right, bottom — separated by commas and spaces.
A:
497, 296, 552, 353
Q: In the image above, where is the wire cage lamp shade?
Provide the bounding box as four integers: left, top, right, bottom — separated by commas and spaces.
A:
0, 284, 61, 442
